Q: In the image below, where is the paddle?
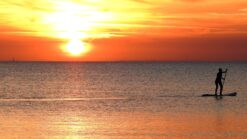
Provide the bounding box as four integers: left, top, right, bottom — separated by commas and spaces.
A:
222, 68, 228, 93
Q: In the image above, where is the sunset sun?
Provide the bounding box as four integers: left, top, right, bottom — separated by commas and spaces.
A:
63, 39, 90, 56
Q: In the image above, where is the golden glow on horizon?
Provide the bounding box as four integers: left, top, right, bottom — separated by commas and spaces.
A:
0, 0, 247, 61
0, 0, 152, 58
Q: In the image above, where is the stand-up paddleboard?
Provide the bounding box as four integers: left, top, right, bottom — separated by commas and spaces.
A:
202, 92, 237, 97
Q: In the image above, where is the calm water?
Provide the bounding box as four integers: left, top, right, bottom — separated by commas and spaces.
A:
0, 62, 247, 138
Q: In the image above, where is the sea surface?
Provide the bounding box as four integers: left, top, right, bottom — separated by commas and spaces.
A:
0, 62, 246, 139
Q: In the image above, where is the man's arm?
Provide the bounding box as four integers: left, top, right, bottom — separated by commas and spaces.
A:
223, 69, 228, 73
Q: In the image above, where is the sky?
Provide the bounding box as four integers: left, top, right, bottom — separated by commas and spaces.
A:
0, 0, 247, 61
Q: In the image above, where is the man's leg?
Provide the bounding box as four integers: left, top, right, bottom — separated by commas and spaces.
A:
219, 82, 223, 96
215, 81, 218, 95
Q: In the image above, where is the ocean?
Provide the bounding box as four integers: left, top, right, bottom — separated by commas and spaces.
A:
0, 62, 246, 138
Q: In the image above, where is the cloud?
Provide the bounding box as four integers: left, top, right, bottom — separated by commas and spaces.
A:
0, 0, 247, 40
177, 0, 204, 2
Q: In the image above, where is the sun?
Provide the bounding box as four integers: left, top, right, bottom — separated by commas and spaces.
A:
64, 39, 90, 56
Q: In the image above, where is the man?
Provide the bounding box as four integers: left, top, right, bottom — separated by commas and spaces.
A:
215, 68, 227, 96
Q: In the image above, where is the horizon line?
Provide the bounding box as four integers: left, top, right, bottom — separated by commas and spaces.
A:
0, 60, 246, 63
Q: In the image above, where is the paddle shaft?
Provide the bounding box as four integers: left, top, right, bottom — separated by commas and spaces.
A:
222, 69, 228, 93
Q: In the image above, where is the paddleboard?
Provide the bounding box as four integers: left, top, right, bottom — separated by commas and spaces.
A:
202, 92, 237, 97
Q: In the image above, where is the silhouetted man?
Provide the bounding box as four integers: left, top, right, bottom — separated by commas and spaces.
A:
215, 68, 227, 96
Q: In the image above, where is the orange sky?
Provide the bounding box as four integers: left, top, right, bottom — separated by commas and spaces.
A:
0, 0, 247, 61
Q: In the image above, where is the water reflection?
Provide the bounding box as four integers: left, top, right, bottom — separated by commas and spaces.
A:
0, 104, 246, 139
